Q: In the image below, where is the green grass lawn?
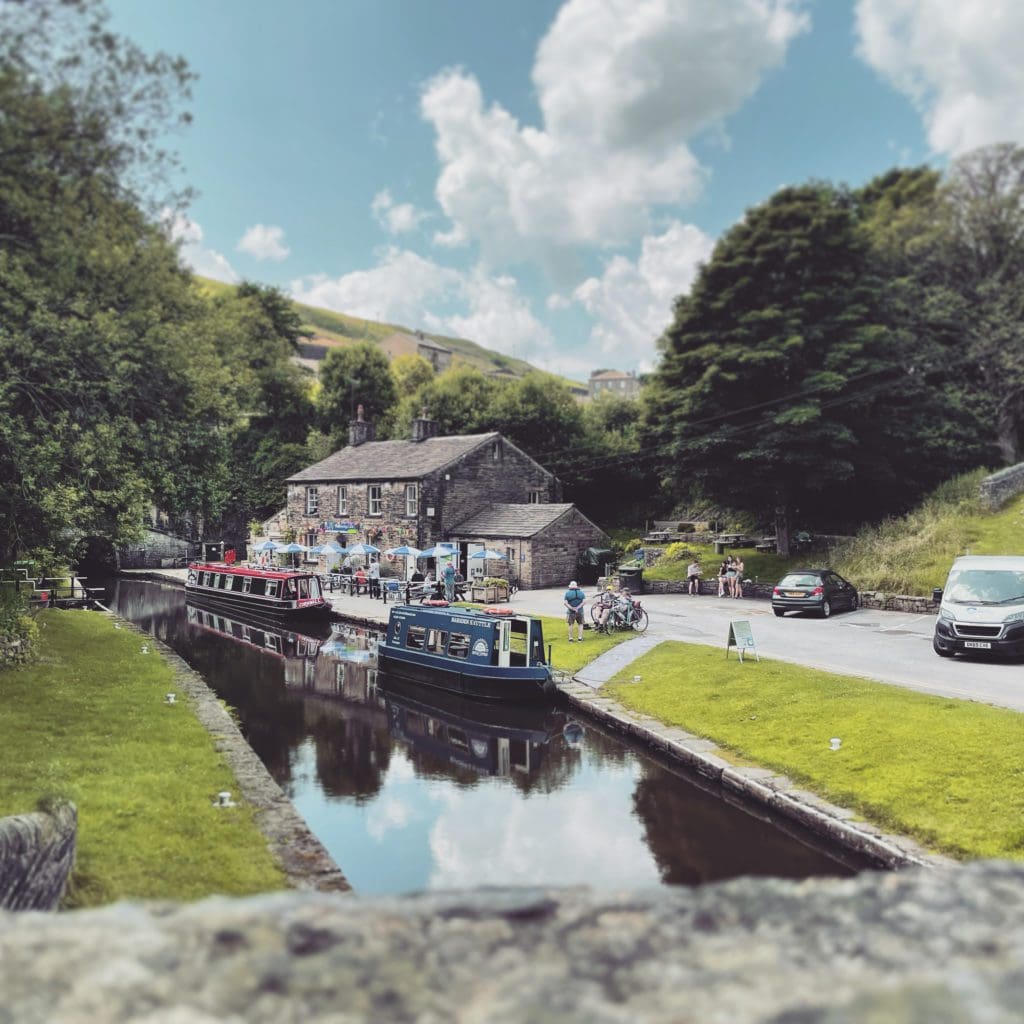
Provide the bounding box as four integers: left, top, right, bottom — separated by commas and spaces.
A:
605, 641, 1024, 861
0, 611, 287, 906
643, 542, 801, 585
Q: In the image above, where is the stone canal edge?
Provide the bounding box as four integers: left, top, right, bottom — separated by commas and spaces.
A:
105, 610, 351, 894
562, 635, 951, 871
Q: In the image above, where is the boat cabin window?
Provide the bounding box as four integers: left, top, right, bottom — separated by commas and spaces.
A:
202, 572, 212, 587
250, 577, 266, 597
406, 625, 426, 650
510, 619, 529, 667
427, 629, 448, 654
242, 577, 252, 594
264, 634, 281, 654
448, 632, 471, 659
266, 581, 279, 599
297, 578, 309, 599
286, 580, 297, 597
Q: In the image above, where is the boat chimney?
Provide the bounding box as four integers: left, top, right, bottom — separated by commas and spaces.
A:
349, 404, 376, 447
411, 406, 439, 443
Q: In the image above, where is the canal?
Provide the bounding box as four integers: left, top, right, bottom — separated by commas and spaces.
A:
106, 578, 872, 894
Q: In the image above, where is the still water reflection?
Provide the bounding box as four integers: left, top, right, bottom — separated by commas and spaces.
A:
106, 578, 867, 894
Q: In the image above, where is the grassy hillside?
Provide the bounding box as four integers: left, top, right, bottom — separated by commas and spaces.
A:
830, 471, 1024, 595
195, 276, 582, 387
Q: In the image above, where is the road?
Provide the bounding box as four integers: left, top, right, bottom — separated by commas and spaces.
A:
513, 587, 1024, 713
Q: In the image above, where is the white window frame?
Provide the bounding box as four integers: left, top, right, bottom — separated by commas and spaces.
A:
305, 486, 319, 515
528, 489, 544, 504
337, 485, 348, 515
369, 484, 383, 516
405, 483, 418, 517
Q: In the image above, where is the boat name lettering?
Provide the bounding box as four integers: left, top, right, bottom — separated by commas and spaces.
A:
451, 616, 488, 626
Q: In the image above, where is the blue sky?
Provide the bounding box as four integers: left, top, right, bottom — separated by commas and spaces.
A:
103, 0, 1024, 380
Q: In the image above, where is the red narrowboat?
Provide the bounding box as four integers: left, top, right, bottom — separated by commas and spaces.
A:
185, 562, 332, 620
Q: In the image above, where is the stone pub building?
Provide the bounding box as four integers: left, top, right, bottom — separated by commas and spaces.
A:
281, 408, 606, 589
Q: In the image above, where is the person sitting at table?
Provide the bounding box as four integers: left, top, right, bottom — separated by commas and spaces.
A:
410, 568, 425, 583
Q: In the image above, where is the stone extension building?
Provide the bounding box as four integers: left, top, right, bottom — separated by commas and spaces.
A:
280, 409, 606, 588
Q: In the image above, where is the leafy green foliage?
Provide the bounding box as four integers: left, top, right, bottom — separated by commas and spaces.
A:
317, 341, 398, 446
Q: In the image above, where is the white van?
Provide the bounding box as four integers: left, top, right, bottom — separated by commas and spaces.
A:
933, 555, 1024, 658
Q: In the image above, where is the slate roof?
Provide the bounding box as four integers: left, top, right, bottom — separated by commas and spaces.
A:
590, 369, 635, 381
449, 503, 576, 538
287, 433, 499, 483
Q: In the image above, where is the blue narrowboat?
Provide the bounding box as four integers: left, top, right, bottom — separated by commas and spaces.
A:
378, 603, 554, 701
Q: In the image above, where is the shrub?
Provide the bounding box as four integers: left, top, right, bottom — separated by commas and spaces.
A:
662, 542, 694, 562
0, 587, 37, 665
623, 538, 644, 554
482, 577, 509, 588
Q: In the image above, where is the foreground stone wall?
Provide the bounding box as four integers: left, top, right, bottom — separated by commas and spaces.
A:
1, 863, 1022, 1022
0, 802, 76, 911
979, 460, 1024, 511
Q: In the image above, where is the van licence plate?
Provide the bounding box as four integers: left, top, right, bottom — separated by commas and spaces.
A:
964, 640, 992, 649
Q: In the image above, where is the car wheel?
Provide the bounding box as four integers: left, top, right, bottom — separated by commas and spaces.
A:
773, 607, 785, 617
933, 638, 953, 658
820, 600, 832, 619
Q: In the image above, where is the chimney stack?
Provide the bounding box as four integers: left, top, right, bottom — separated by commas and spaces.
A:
411, 406, 440, 443
348, 404, 376, 447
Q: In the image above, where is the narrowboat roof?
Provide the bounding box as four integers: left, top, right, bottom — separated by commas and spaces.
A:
188, 561, 320, 582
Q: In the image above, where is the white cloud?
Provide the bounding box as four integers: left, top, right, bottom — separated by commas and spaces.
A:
855, 0, 1024, 156
237, 223, 291, 261
372, 189, 428, 235
161, 210, 238, 283
570, 220, 714, 370
421, 0, 807, 267
290, 248, 550, 362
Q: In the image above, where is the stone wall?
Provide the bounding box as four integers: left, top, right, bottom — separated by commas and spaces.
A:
0, 802, 76, 911
978, 460, 1024, 511
524, 508, 606, 589
3, 863, 1024, 1022
117, 528, 191, 570
438, 438, 560, 536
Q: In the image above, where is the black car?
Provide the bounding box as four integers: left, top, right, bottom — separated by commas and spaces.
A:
771, 568, 859, 618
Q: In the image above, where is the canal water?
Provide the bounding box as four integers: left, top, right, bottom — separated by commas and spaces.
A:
106, 578, 870, 894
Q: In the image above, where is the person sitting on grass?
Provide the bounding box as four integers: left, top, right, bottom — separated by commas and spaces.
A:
563, 579, 587, 642
595, 585, 616, 633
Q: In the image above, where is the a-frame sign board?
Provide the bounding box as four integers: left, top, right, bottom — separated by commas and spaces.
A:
726, 620, 758, 662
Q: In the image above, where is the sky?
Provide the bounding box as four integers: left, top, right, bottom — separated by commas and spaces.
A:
102, 0, 1024, 381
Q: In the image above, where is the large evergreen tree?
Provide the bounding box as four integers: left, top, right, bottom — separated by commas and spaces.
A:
646, 182, 959, 551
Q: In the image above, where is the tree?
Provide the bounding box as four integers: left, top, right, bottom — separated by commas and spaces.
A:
390, 353, 435, 395
317, 342, 397, 447
646, 183, 934, 553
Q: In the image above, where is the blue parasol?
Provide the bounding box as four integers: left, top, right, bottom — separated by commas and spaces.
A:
253, 540, 281, 552
420, 544, 457, 558
346, 542, 380, 556
468, 549, 508, 560
384, 545, 422, 557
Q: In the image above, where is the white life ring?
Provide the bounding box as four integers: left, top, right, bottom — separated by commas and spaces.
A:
386, 553, 396, 562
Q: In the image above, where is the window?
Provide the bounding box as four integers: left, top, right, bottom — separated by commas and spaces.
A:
305, 486, 319, 515
406, 625, 426, 650
369, 484, 383, 516
448, 632, 471, 659
492, 441, 500, 461
405, 483, 418, 516
242, 577, 252, 594
337, 485, 348, 515
528, 489, 544, 503
427, 628, 448, 654
266, 581, 279, 599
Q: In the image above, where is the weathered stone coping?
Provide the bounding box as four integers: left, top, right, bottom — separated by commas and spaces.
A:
559, 679, 952, 871
105, 613, 350, 894
0, 802, 77, 911
2, 863, 1023, 1022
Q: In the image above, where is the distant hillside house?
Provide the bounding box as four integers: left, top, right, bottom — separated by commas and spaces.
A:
589, 369, 640, 399
279, 408, 603, 587
379, 330, 453, 373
